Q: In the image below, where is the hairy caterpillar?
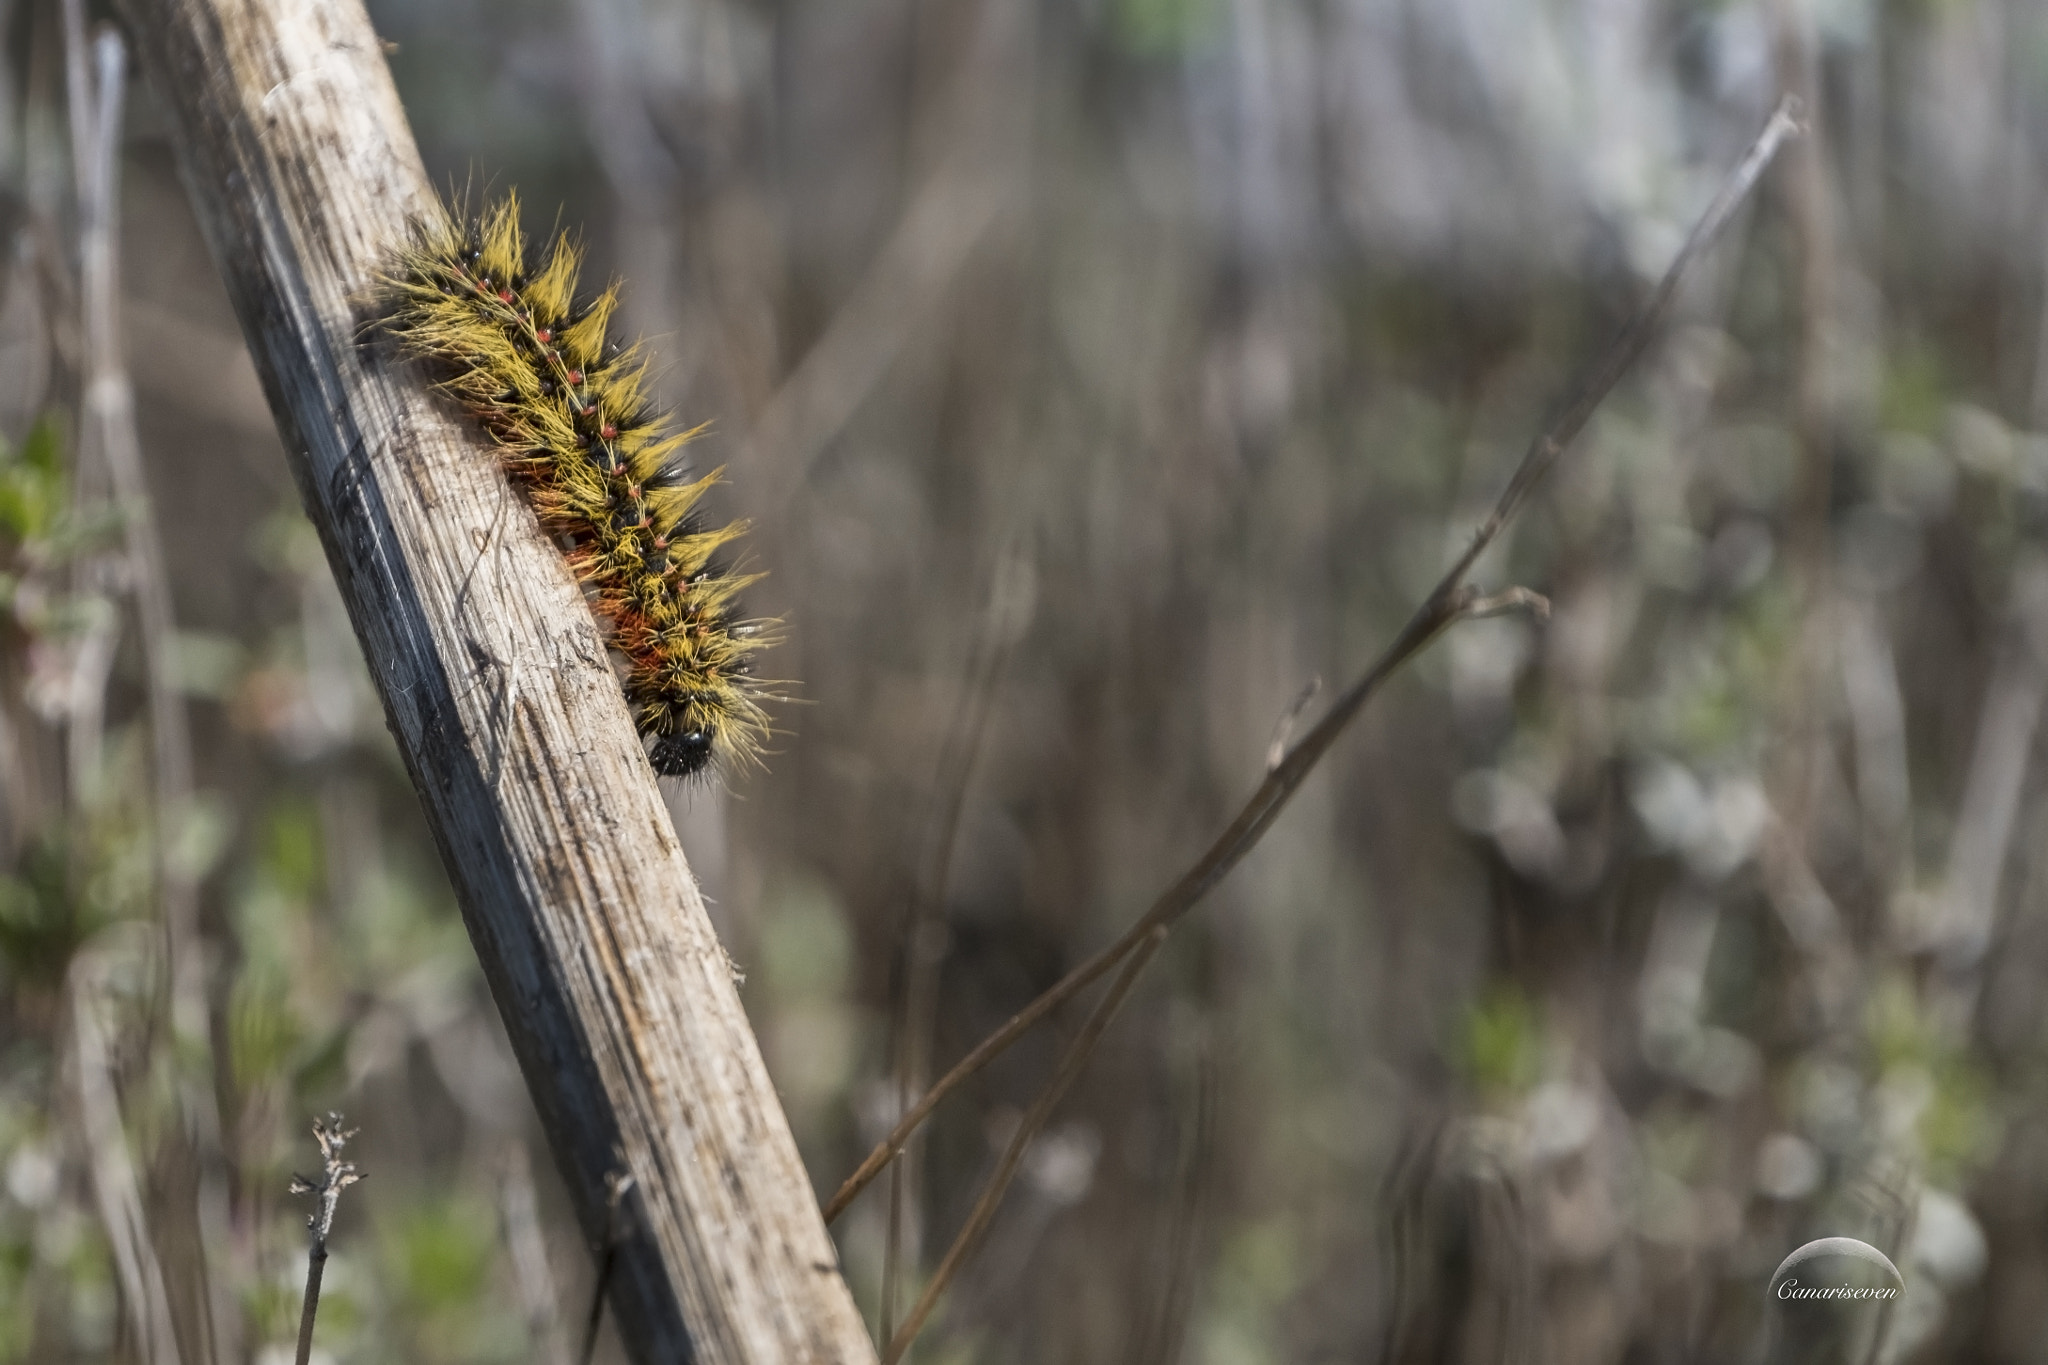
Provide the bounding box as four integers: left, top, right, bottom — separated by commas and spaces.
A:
380, 194, 776, 779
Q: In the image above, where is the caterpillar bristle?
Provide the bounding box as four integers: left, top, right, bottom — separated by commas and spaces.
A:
381, 191, 780, 780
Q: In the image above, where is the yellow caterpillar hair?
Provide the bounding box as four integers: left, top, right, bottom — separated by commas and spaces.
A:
381, 194, 776, 778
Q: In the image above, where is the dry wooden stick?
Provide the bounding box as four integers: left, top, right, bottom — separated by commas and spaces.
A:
110, 1, 875, 1360
825, 96, 1804, 1227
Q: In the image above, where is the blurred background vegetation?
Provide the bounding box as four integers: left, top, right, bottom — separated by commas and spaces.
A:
0, 0, 2044, 1361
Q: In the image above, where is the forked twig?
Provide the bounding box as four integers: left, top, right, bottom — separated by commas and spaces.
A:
881, 927, 1167, 1364
825, 96, 1803, 1228
289, 1113, 365, 1365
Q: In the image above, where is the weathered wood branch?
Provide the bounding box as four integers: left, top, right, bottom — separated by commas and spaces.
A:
110, 1, 877, 1360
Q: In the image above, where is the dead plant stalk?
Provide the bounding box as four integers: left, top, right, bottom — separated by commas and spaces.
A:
290, 1114, 364, 1365
826, 100, 1806, 1243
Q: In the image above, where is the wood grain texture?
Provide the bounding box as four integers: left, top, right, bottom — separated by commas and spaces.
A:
108, 1, 878, 1360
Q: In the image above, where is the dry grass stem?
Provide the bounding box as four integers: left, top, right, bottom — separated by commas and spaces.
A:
69, 949, 182, 1365
882, 544, 1027, 1339
501, 1140, 572, 1365
67, 11, 198, 992
881, 927, 1168, 1364
824, 96, 1805, 1228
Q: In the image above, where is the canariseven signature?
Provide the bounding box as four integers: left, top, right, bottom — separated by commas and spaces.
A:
1768, 1236, 1906, 1305
1776, 1281, 1899, 1301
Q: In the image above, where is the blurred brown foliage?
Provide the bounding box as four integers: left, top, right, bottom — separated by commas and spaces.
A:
1, 0, 2046, 1362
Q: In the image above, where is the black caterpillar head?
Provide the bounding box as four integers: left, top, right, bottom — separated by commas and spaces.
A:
650, 729, 715, 777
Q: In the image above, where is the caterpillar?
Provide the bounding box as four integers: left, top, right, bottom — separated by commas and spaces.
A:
380, 193, 776, 778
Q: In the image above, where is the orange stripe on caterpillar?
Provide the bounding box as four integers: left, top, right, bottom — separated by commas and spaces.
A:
380, 192, 780, 779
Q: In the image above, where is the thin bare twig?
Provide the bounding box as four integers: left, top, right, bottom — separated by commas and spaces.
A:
824, 96, 1803, 1226
1128, 1035, 1214, 1365
882, 927, 1166, 1364
70, 18, 196, 953
501, 1139, 572, 1365
69, 946, 183, 1365
70, 8, 214, 1143
58, 0, 116, 828
879, 1141, 907, 1348
578, 1168, 637, 1365
749, 1, 1023, 511
882, 541, 1029, 1340
70, 21, 233, 1359
1929, 557, 2048, 1031
289, 1113, 364, 1365
1765, 4, 1842, 866
1768, 2, 1837, 578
